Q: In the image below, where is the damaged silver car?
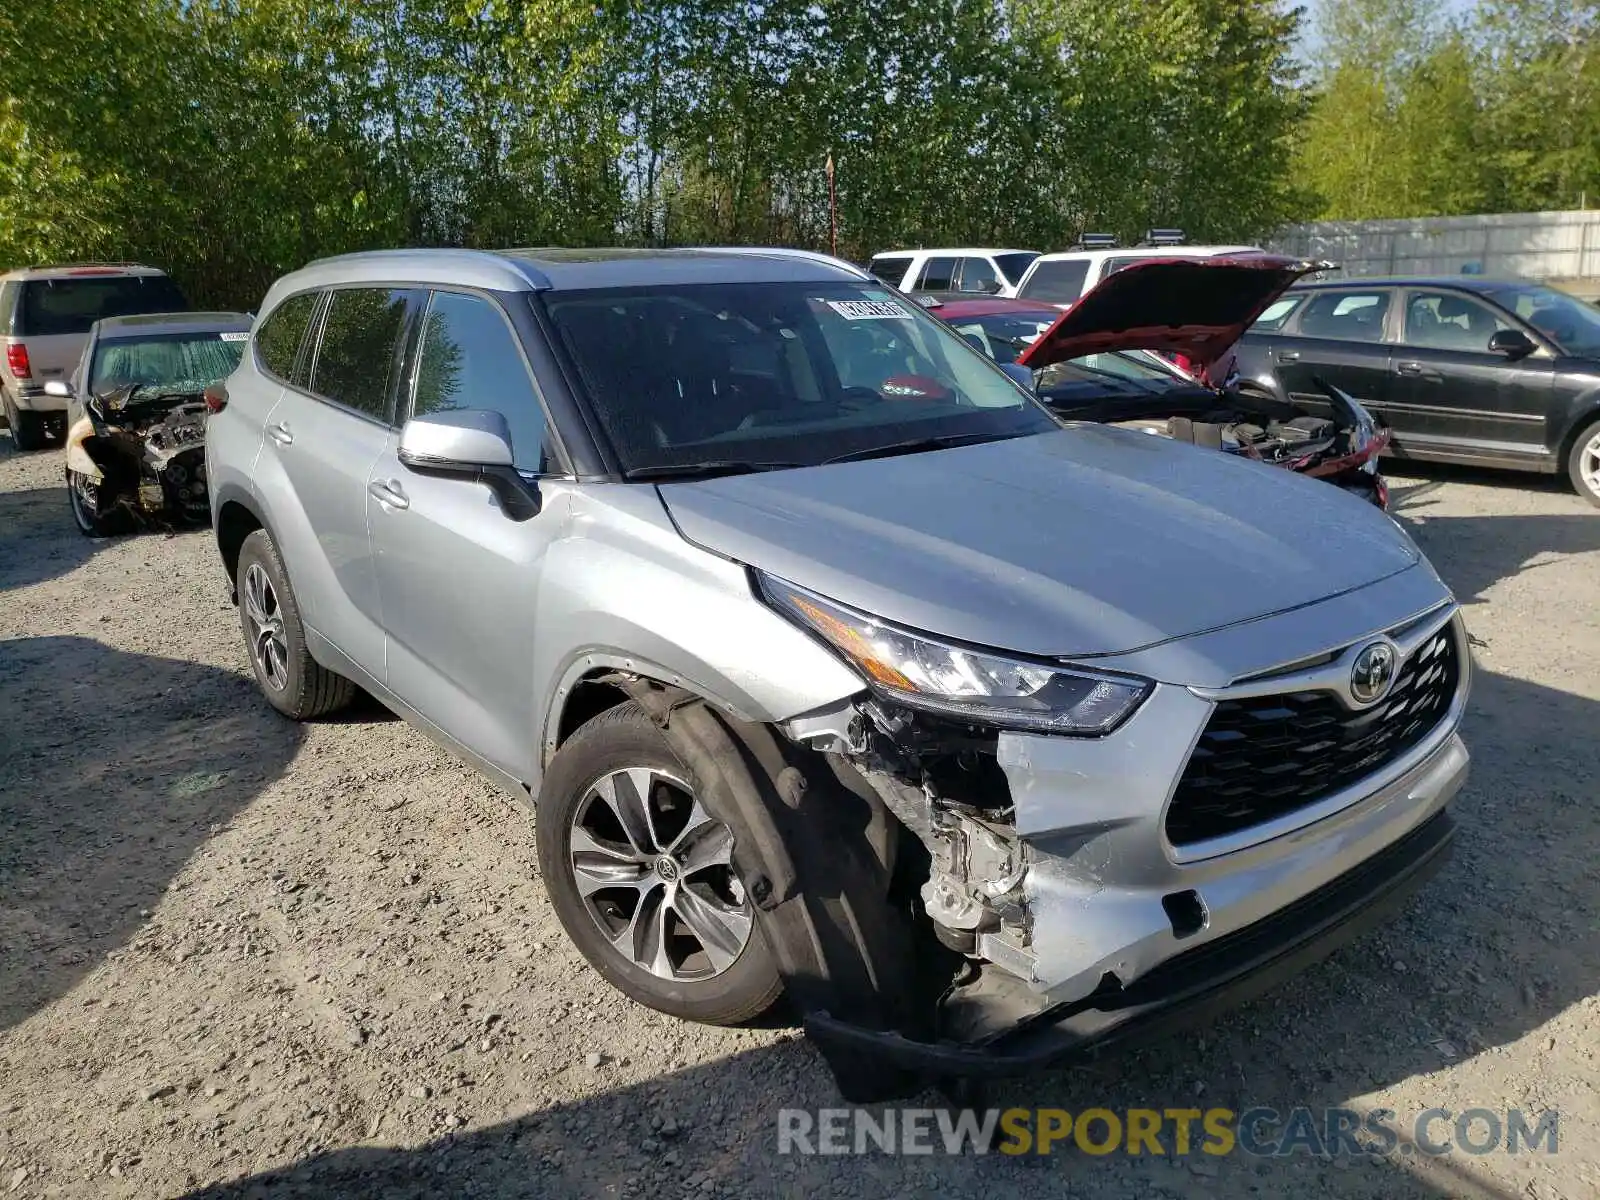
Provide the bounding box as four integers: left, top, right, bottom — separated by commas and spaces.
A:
209, 248, 1470, 1102
58, 311, 250, 536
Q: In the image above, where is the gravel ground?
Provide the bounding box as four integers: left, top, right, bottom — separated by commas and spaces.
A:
1, 432, 1597, 1200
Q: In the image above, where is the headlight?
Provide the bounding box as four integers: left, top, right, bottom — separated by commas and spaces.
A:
759, 575, 1151, 735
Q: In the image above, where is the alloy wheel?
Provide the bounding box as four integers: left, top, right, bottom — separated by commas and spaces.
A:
569, 767, 753, 982
1581, 429, 1600, 500
67, 470, 102, 531
241, 562, 289, 691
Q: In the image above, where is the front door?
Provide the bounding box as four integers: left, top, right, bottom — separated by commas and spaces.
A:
1387, 288, 1555, 462
366, 288, 565, 783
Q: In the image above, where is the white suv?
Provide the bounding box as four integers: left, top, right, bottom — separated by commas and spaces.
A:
867, 248, 1040, 299
0, 263, 188, 449
1016, 242, 1262, 308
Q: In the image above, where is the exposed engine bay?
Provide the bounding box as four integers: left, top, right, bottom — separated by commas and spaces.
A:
1042, 376, 1392, 506
67, 384, 211, 530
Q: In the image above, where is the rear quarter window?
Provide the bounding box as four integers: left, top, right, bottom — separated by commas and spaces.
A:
254, 292, 320, 385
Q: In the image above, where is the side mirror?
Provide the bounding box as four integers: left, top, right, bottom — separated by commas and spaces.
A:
42, 380, 74, 398
398, 409, 540, 520
1487, 329, 1536, 359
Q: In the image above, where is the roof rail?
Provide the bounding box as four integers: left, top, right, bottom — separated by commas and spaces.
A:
700, 246, 870, 279
24, 261, 160, 271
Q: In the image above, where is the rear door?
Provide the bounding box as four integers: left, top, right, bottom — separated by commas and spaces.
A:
952, 256, 1003, 296
366, 287, 567, 782
1268, 287, 1397, 426
1387, 287, 1555, 461
259, 285, 421, 678
911, 255, 960, 293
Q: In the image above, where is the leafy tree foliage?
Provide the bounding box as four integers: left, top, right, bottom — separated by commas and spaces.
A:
1296, 0, 1600, 219
56, 0, 1600, 310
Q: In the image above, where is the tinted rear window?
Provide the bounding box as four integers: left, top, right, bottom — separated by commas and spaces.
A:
14, 275, 188, 336
1017, 259, 1090, 303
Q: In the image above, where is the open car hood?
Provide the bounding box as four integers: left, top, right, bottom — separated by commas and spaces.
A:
1017, 255, 1330, 372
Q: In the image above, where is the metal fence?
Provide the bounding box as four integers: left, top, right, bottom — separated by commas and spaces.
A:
1265, 210, 1600, 297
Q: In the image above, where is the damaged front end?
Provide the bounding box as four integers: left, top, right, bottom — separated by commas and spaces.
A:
66, 382, 213, 532
727, 579, 1466, 1099
1044, 376, 1392, 509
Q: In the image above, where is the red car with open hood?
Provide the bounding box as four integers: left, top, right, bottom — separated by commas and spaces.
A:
921, 255, 1391, 508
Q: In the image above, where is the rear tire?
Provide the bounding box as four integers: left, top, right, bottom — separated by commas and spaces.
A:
235, 528, 356, 719
1566, 418, 1600, 509
537, 701, 783, 1026
5, 399, 47, 451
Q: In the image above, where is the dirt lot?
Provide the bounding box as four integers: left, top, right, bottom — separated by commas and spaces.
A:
1, 432, 1597, 1200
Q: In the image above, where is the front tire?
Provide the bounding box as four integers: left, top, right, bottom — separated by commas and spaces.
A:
1567, 417, 1600, 509
537, 702, 783, 1025
235, 529, 356, 719
66, 468, 132, 537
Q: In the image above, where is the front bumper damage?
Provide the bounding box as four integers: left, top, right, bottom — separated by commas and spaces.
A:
788, 597, 1470, 1091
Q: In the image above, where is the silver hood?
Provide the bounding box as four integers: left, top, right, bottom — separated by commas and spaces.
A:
656, 427, 1420, 660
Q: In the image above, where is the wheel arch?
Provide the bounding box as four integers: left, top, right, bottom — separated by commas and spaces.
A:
214, 488, 268, 601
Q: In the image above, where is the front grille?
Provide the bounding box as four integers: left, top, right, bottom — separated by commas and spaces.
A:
1165, 625, 1460, 848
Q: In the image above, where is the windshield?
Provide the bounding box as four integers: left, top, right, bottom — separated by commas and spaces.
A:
1482, 283, 1600, 357
946, 312, 1057, 363
90, 331, 246, 396
945, 311, 1185, 390
16, 275, 188, 337
541, 281, 1059, 473
994, 253, 1039, 286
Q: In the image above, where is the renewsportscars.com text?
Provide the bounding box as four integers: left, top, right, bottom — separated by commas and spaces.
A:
777, 1106, 1560, 1158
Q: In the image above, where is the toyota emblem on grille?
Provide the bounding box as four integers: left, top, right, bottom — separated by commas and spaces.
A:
1350, 641, 1398, 706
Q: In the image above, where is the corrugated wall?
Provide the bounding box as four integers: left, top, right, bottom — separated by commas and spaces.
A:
1265, 210, 1600, 297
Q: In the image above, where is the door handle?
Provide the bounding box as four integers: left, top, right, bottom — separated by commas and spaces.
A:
1394, 361, 1442, 380
1276, 351, 1300, 363
267, 421, 293, 446
368, 480, 410, 510
1395, 361, 1423, 375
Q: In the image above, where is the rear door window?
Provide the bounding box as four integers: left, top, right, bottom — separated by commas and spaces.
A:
1294, 290, 1392, 342
1251, 296, 1306, 332
955, 257, 1002, 295
307, 288, 414, 423
14, 274, 188, 336
914, 257, 959, 291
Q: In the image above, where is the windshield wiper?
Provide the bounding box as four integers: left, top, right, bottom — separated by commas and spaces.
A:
822, 431, 1014, 465
622, 460, 804, 482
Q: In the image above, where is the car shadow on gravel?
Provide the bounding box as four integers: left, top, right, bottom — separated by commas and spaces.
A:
0, 636, 302, 1031
1389, 495, 1600, 612
179, 660, 1593, 1200
0, 484, 104, 592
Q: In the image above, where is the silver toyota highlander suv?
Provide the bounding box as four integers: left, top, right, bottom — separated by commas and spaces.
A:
207, 247, 1470, 1101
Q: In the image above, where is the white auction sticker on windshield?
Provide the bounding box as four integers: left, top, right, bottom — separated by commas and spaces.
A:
219, 332, 249, 342
826, 299, 912, 320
